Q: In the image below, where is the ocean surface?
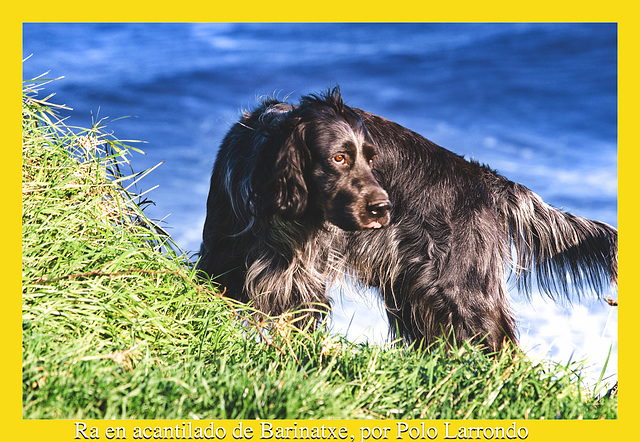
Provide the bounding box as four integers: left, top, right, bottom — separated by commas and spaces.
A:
23, 23, 618, 387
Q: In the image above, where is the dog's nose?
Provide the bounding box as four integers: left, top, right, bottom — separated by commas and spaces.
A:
367, 200, 393, 216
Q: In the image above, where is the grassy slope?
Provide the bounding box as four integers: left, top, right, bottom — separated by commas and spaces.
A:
21, 83, 617, 420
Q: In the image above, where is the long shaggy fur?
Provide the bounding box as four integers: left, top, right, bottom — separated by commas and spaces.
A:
198, 87, 618, 352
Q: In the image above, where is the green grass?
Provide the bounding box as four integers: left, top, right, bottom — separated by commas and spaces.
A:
21, 79, 617, 420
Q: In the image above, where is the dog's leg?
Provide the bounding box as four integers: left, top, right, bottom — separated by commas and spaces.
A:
242, 236, 333, 325
382, 272, 516, 352
378, 221, 517, 352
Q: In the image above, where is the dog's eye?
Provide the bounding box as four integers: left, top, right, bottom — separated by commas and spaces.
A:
369, 155, 375, 165
334, 154, 346, 164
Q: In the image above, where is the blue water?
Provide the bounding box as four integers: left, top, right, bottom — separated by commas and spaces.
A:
23, 23, 618, 385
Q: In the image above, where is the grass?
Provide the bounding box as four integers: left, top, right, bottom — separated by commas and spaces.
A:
21, 79, 618, 420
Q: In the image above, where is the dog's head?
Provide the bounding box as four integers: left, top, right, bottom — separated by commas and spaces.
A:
250, 88, 391, 231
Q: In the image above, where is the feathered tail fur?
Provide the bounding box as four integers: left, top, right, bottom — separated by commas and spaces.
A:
491, 175, 618, 301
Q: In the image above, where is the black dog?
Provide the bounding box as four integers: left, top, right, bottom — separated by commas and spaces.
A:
198, 88, 617, 352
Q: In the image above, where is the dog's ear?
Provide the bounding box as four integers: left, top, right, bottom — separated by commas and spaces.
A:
250, 118, 310, 220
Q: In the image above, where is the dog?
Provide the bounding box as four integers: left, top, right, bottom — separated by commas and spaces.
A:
197, 87, 617, 352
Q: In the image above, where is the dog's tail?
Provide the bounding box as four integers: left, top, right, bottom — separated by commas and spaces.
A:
492, 176, 617, 301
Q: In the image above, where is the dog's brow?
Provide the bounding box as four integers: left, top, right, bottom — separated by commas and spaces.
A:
340, 140, 357, 155
362, 143, 376, 158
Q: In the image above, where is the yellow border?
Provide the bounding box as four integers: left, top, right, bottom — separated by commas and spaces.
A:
7, 3, 637, 441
